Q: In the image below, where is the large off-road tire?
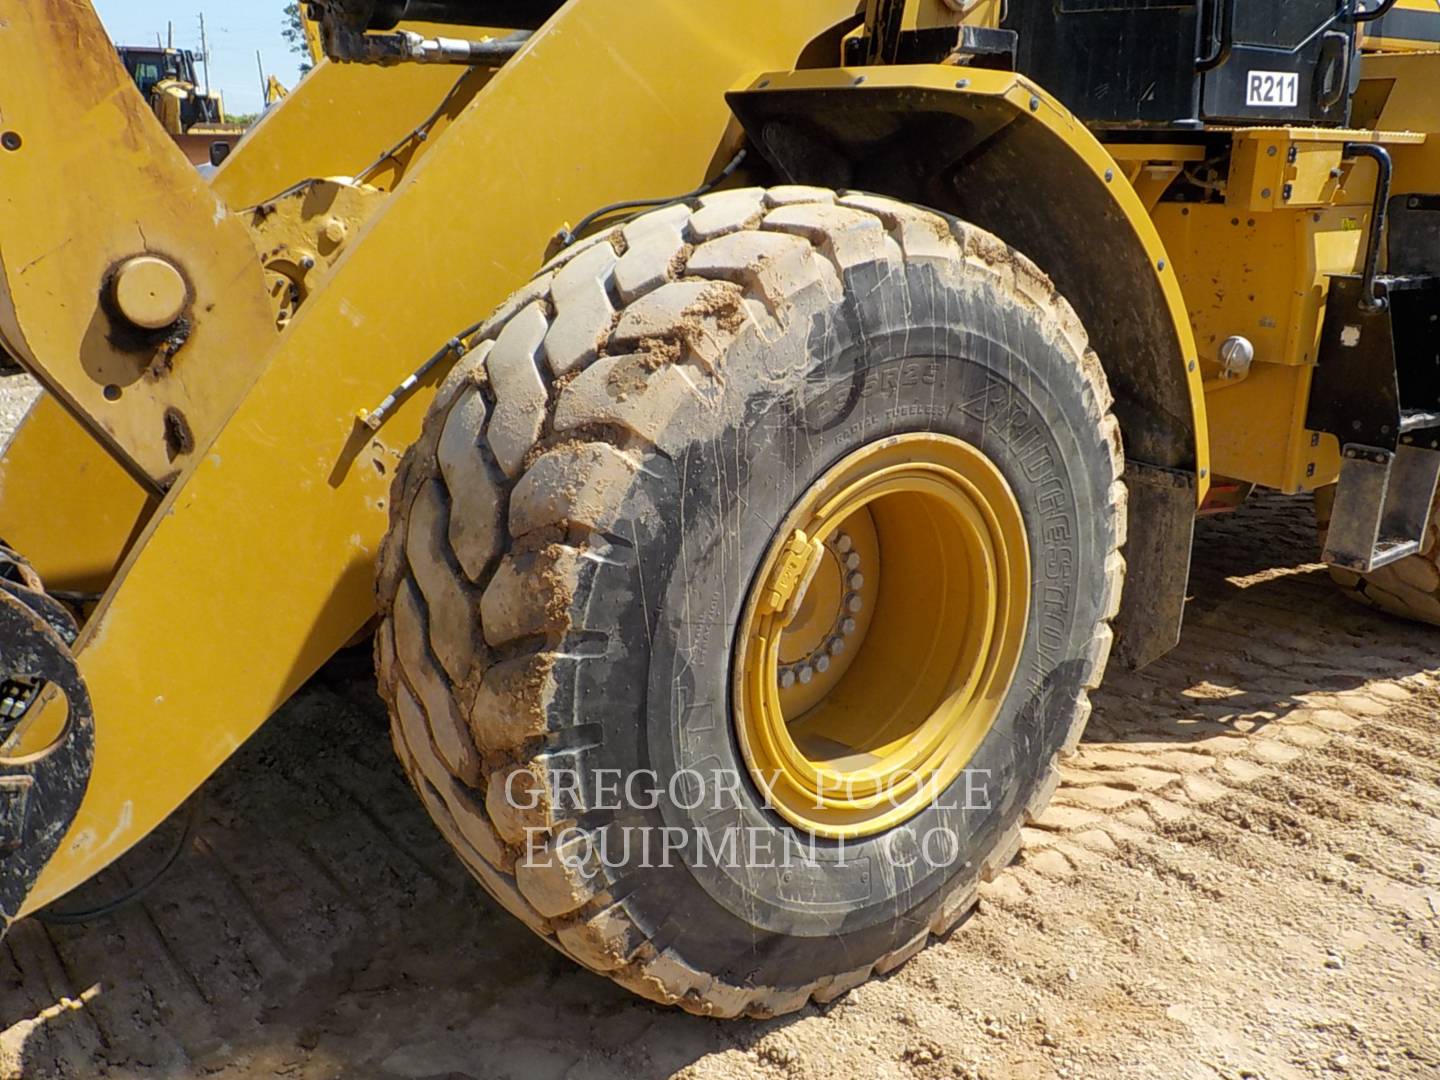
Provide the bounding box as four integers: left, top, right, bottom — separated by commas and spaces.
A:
374, 188, 1126, 1017
1315, 483, 1440, 623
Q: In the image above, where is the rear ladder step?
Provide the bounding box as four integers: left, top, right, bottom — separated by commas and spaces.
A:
1323, 443, 1440, 572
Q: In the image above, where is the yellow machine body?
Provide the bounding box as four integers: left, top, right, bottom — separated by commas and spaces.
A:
1152, 123, 1424, 494
0, 0, 1436, 921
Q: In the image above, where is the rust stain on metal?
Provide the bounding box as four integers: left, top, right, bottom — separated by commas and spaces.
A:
162, 407, 194, 461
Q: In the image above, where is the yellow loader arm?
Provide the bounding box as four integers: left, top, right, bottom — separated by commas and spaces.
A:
0, 0, 861, 920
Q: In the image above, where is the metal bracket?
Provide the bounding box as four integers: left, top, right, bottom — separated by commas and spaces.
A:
843, 22, 1018, 69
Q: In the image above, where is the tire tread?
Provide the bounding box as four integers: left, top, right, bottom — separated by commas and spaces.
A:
375, 188, 1127, 1017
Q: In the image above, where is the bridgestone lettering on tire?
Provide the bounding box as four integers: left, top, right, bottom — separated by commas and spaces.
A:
374, 188, 1127, 1017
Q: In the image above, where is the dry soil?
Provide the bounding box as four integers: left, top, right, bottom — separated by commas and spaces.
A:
0, 371, 1436, 1080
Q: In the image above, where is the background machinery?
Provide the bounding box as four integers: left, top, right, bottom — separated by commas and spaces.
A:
1, 0, 1438, 1018
116, 43, 247, 167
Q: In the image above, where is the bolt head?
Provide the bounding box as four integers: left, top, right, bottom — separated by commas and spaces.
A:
1219, 335, 1255, 376
798, 665, 814, 685
111, 255, 187, 330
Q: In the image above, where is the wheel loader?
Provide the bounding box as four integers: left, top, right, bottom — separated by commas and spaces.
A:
1, 0, 1438, 1019
116, 44, 248, 167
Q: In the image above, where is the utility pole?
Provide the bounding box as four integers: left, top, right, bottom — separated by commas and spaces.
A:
197, 13, 210, 95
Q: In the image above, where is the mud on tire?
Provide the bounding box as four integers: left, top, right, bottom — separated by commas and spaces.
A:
374, 188, 1127, 1017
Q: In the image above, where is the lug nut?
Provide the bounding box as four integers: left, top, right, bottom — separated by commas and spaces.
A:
842, 617, 857, 635
834, 533, 853, 554
845, 594, 863, 614
848, 572, 864, 590
815, 655, 831, 673
779, 668, 796, 689
798, 665, 814, 684
845, 552, 861, 570
829, 637, 845, 656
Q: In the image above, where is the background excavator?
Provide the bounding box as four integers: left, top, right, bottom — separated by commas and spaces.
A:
1, 0, 1439, 1020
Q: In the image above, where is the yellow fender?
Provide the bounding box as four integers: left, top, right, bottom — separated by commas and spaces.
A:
729, 66, 1210, 666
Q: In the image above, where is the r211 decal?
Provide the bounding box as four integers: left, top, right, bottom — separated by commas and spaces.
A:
1246, 71, 1299, 109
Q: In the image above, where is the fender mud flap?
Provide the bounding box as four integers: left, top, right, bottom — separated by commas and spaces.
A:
0, 578, 93, 934
1114, 460, 1196, 670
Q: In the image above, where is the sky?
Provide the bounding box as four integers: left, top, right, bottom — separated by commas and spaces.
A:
94, 1, 306, 116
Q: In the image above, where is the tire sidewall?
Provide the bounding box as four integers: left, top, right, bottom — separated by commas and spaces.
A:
543, 260, 1113, 989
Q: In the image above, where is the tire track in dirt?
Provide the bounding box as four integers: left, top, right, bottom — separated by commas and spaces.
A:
1, 393, 1437, 1080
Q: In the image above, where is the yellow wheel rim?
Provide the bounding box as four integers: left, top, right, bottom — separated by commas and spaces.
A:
734, 433, 1030, 840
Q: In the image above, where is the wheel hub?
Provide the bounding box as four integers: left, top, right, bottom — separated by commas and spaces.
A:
775, 513, 880, 714
734, 433, 1031, 839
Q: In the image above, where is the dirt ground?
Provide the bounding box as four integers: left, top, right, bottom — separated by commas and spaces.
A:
0, 370, 1437, 1080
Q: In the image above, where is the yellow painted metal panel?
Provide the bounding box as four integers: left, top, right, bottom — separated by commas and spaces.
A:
1357, 53, 1440, 197
1155, 203, 1366, 492
1360, 0, 1440, 52
1202, 363, 1341, 494
212, 32, 501, 210
0, 394, 153, 593
1226, 129, 1424, 213
1357, 52, 1440, 132
0, 3, 277, 487
19, 0, 860, 916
